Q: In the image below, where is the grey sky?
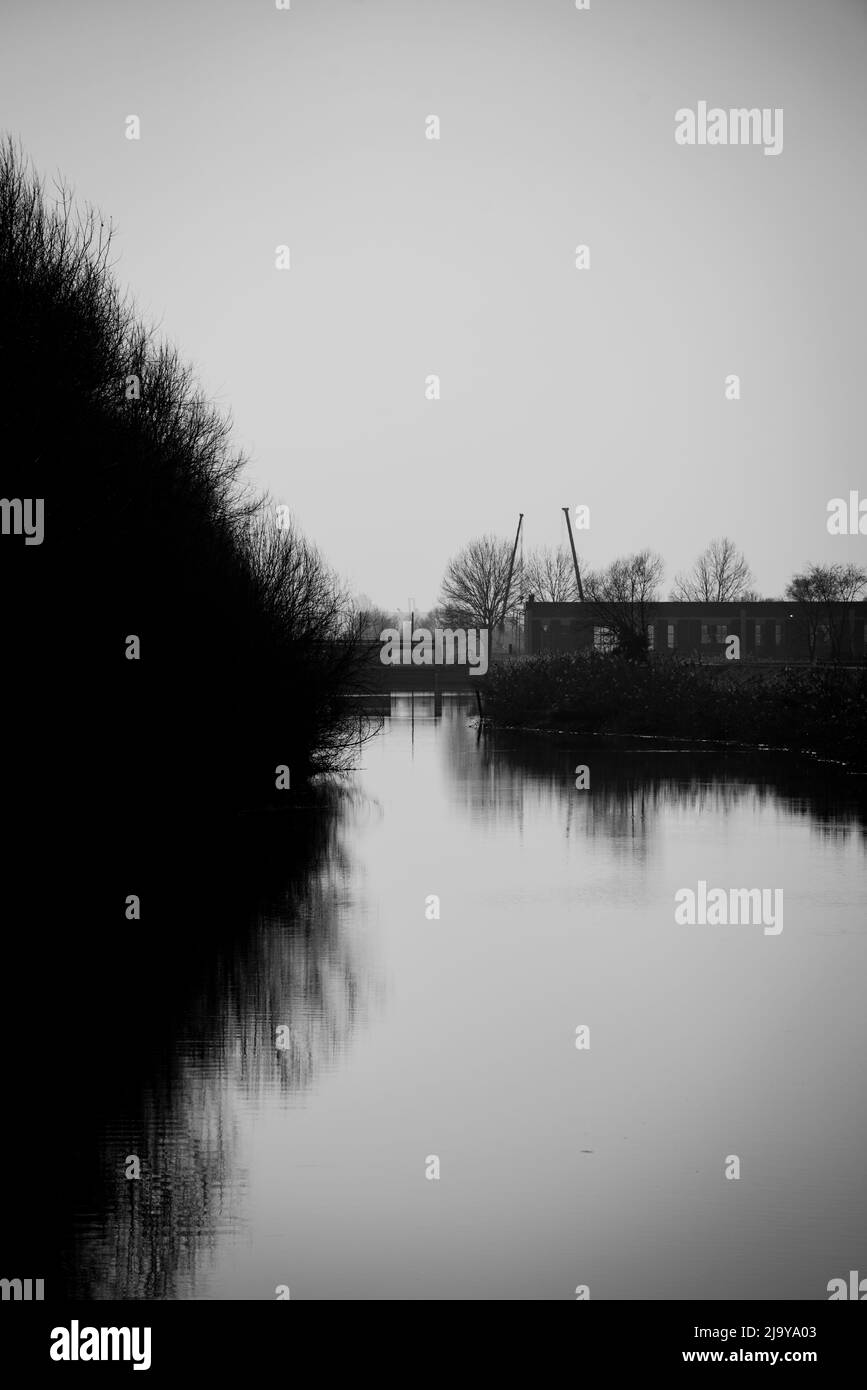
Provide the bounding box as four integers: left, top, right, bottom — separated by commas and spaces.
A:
3, 0, 865, 609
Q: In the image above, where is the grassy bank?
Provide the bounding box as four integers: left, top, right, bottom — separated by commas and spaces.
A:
485, 652, 867, 770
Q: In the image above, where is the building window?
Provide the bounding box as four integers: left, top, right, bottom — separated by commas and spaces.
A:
647, 624, 655, 651
755, 622, 763, 647
775, 623, 783, 647
593, 626, 616, 653
701, 624, 710, 644
667, 623, 675, 650
716, 624, 726, 643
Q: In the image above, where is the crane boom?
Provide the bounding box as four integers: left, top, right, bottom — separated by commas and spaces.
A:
503, 513, 524, 627
563, 506, 585, 601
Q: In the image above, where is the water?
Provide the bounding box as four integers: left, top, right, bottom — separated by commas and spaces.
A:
70, 696, 867, 1300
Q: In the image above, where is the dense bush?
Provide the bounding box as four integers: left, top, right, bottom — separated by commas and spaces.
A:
0, 137, 371, 830
486, 652, 867, 768
0, 138, 387, 1290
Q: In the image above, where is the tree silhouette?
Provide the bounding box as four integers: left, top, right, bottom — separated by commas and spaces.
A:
671, 537, 755, 602
523, 545, 581, 602
584, 550, 665, 659
439, 533, 519, 632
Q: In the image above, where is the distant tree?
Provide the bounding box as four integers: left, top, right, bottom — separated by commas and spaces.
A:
355, 596, 400, 640
785, 563, 867, 663
584, 550, 665, 660
410, 608, 440, 630
671, 537, 754, 602
785, 571, 823, 661
439, 534, 519, 632
523, 545, 581, 602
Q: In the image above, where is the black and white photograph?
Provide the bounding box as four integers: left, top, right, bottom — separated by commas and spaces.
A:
1, 0, 865, 1367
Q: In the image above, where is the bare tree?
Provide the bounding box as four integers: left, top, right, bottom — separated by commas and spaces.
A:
245, 508, 354, 644
354, 596, 400, 640
523, 545, 580, 602
786, 563, 867, 664
785, 570, 823, 662
671, 537, 754, 602
238, 507, 374, 770
439, 534, 518, 631
584, 550, 665, 659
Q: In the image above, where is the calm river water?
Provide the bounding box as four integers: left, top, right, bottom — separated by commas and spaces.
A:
70, 695, 867, 1300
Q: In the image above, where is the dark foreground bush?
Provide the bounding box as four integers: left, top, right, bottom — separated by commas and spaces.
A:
486, 652, 867, 768
0, 137, 372, 833
0, 138, 384, 1294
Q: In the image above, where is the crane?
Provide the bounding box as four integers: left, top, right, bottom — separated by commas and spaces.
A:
562, 506, 585, 602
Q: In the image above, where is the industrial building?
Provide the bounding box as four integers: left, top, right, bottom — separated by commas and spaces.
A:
523, 599, 867, 663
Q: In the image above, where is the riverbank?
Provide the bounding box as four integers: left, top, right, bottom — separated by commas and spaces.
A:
1, 138, 372, 829
483, 653, 867, 772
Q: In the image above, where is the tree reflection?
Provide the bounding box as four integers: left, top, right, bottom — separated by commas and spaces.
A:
66, 781, 376, 1299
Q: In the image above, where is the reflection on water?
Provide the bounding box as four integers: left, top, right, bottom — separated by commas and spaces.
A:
70, 696, 867, 1300
68, 783, 380, 1300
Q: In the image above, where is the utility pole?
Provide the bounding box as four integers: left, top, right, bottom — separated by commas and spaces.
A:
563, 506, 585, 602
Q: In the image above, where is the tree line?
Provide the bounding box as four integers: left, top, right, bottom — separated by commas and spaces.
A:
386, 532, 866, 663
0, 136, 372, 832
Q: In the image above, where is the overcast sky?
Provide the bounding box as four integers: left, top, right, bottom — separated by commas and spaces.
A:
3, 0, 866, 609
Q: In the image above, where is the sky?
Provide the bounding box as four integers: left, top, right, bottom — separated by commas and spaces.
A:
2, 0, 866, 610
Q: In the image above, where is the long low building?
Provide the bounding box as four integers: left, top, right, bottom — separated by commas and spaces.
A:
523, 599, 867, 662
